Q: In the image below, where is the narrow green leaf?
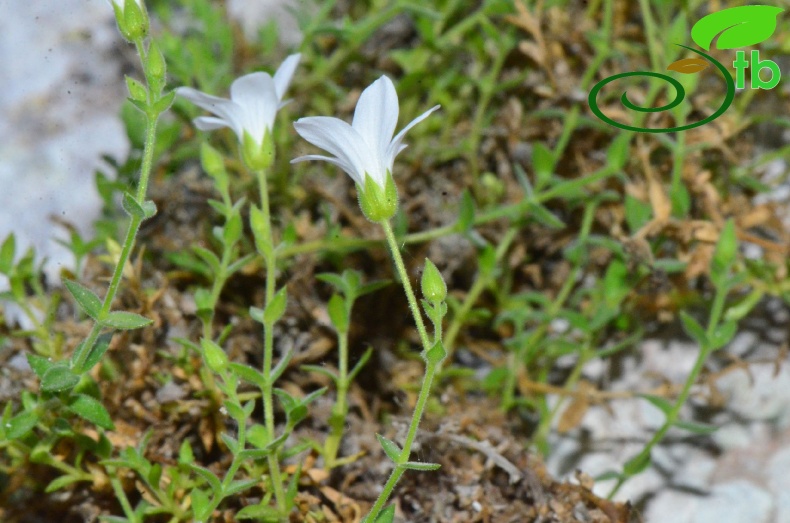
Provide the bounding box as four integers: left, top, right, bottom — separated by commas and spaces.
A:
190, 487, 211, 521
201, 338, 229, 372
102, 311, 152, 330
45, 474, 85, 493
300, 364, 339, 383
532, 142, 555, 188
679, 311, 708, 347
224, 478, 258, 497
348, 346, 373, 382
64, 280, 102, 320
41, 364, 80, 392
27, 353, 55, 379
710, 219, 738, 288
376, 433, 402, 462
228, 362, 267, 389
236, 505, 283, 520
674, 420, 718, 435
122, 192, 145, 219
67, 393, 115, 429
75, 332, 113, 373
457, 190, 475, 232
403, 461, 441, 471
192, 246, 221, 275
710, 321, 737, 350
623, 451, 652, 476
327, 294, 349, 333
263, 287, 287, 324
7, 410, 39, 439
374, 505, 396, 523
639, 394, 673, 416
606, 133, 632, 170
184, 463, 222, 495
0, 233, 15, 274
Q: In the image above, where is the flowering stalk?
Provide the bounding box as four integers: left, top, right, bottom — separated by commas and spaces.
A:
70, 8, 172, 374
177, 55, 300, 515
292, 75, 443, 521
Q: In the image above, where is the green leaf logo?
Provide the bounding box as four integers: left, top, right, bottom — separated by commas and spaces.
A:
691, 5, 783, 51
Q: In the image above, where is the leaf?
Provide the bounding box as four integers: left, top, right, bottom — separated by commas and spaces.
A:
691, 5, 784, 51
122, 192, 145, 219
224, 478, 258, 497
45, 474, 85, 493
403, 461, 441, 471
623, 451, 652, 476
457, 190, 475, 232
680, 311, 708, 347
102, 311, 153, 330
639, 394, 674, 416
41, 364, 80, 392
0, 233, 15, 274
190, 487, 211, 521
376, 433, 402, 462
27, 353, 55, 379
666, 57, 709, 74
606, 133, 632, 170
184, 463, 222, 495
192, 246, 221, 275
201, 338, 229, 372
710, 219, 738, 289
532, 142, 555, 189
374, 505, 396, 523
64, 280, 102, 320
6, 410, 39, 439
236, 505, 283, 520
424, 340, 447, 366
674, 420, 718, 435
67, 393, 115, 429
228, 362, 267, 389
71, 332, 113, 374
263, 287, 287, 325
710, 320, 737, 350
624, 195, 652, 233
327, 294, 349, 333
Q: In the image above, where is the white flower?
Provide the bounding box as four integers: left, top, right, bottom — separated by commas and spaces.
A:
106, 0, 142, 13
291, 75, 440, 189
176, 53, 301, 147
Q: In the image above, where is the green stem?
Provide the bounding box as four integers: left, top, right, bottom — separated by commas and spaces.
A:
380, 221, 431, 351
363, 221, 440, 522
254, 167, 287, 512
325, 332, 349, 467
71, 111, 159, 372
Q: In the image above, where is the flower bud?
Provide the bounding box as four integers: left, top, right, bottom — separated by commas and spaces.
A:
421, 259, 447, 303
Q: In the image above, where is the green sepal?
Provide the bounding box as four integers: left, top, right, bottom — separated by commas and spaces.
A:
358, 172, 398, 222
242, 129, 274, 171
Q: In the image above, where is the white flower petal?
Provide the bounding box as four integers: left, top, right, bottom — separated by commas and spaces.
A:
293, 116, 377, 186
291, 154, 356, 178
229, 73, 279, 144
352, 76, 398, 167
385, 104, 441, 169
193, 116, 231, 131
273, 53, 301, 101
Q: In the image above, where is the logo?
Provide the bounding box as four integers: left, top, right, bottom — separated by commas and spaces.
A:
588, 5, 783, 133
